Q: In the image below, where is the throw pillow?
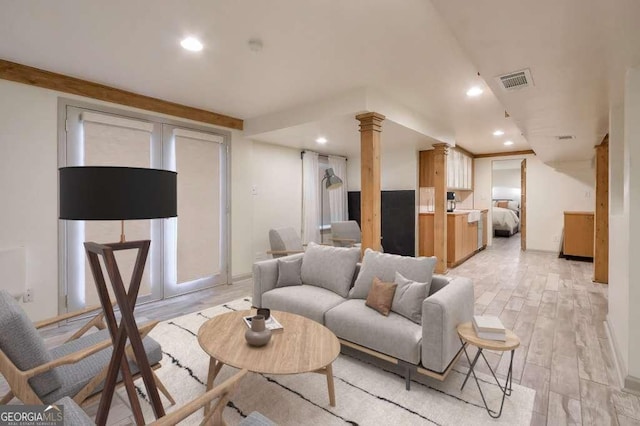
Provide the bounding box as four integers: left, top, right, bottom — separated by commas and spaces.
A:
276, 257, 303, 287
300, 242, 360, 297
391, 271, 431, 324
365, 277, 397, 316
349, 249, 437, 299
497, 201, 509, 208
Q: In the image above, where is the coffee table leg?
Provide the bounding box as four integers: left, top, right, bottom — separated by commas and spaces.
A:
205, 357, 225, 416
325, 363, 336, 407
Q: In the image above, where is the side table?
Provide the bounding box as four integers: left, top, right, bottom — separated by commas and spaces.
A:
456, 322, 520, 418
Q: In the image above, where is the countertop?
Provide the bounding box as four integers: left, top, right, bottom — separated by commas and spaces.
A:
419, 209, 488, 216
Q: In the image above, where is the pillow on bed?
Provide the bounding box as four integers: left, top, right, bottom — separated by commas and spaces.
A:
497, 201, 509, 208
508, 200, 519, 211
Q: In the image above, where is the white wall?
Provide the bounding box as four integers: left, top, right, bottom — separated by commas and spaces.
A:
249, 142, 302, 263
608, 66, 640, 387
491, 168, 521, 206
0, 80, 59, 321
474, 154, 594, 250
346, 143, 418, 191
608, 102, 629, 379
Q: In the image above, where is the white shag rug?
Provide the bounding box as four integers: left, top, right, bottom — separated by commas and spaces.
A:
129, 297, 535, 425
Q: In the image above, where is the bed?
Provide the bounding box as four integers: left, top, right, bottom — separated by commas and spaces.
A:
492, 206, 520, 237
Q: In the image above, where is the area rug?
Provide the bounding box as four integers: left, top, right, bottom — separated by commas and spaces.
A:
130, 297, 535, 425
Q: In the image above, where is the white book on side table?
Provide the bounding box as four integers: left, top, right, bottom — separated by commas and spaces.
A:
472, 315, 506, 341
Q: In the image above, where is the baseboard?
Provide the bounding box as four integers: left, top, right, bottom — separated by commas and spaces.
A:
605, 316, 626, 388
624, 375, 640, 396
232, 273, 252, 283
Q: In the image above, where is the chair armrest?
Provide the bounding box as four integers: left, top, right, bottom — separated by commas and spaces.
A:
253, 254, 302, 307
33, 301, 114, 329
421, 276, 474, 372
149, 369, 248, 426
23, 320, 158, 379
266, 250, 304, 255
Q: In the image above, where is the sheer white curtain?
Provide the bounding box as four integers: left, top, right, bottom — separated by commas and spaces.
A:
302, 151, 321, 244
328, 155, 348, 222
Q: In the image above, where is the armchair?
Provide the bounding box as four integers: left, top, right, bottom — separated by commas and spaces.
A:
267, 227, 304, 258
0, 290, 174, 407
54, 369, 275, 426
330, 220, 361, 248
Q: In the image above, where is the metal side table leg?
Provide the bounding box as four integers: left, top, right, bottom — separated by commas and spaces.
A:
459, 338, 514, 418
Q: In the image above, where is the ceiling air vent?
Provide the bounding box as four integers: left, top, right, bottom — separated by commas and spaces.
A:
496, 69, 534, 91
556, 135, 575, 141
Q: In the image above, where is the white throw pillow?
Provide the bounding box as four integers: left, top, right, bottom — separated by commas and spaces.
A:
391, 271, 431, 324
300, 242, 360, 297
349, 249, 436, 299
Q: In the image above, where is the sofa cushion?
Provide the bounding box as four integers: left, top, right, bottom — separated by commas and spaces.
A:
276, 257, 303, 287
365, 277, 397, 316
391, 271, 431, 324
262, 285, 346, 324
325, 299, 422, 364
301, 243, 360, 298
349, 249, 437, 299
41, 328, 162, 403
0, 290, 62, 397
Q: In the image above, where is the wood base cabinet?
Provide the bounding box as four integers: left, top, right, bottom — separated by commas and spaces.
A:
419, 211, 486, 267
563, 211, 594, 257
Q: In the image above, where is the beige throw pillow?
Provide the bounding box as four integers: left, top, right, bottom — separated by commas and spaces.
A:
365, 277, 397, 316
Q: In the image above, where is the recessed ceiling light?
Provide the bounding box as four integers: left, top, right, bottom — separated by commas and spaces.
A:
504, 140, 514, 146
493, 130, 505, 136
316, 137, 327, 144
180, 37, 203, 52
466, 86, 483, 97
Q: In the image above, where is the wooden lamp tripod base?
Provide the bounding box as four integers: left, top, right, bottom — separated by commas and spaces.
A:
84, 240, 165, 426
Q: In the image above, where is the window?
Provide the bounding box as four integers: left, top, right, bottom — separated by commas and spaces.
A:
60, 103, 229, 312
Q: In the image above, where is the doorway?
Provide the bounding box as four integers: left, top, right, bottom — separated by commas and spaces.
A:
491, 159, 526, 251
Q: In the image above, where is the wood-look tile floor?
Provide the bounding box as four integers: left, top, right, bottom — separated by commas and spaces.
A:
3, 239, 640, 425
452, 235, 640, 426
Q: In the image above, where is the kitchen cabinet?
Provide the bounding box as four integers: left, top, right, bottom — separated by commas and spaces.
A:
419, 210, 487, 267
447, 148, 473, 190
563, 211, 594, 257
419, 147, 473, 191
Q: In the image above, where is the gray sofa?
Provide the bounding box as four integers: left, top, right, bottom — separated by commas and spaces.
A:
253, 244, 474, 387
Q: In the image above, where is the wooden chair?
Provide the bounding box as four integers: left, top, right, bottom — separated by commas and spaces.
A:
55, 369, 275, 426
267, 227, 305, 258
0, 290, 174, 408
330, 220, 361, 247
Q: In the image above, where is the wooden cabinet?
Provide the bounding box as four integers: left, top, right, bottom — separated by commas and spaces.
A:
419, 147, 473, 191
482, 210, 488, 247
447, 148, 473, 190
420, 211, 484, 266
563, 211, 594, 257
419, 151, 435, 187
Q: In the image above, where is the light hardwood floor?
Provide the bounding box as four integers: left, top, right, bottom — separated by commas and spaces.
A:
3, 238, 640, 425
453, 235, 639, 426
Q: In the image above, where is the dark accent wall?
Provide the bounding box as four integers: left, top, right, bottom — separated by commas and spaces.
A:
347, 190, 415, 257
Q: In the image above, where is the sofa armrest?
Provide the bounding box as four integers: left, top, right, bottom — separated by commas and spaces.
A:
252, 253, 304, 307
421, 276, 474, 373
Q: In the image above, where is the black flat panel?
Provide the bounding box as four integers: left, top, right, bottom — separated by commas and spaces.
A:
347, 190, 415, 256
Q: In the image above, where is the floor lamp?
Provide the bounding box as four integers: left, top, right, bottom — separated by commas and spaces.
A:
59, 166, 177, 426
320, 167, 343, 244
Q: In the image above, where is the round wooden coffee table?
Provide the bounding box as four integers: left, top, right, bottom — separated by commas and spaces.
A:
198, 310, 340, 413
457, 322, 520, 419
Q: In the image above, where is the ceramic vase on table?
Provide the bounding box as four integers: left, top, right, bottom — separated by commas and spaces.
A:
245, 315, 272, 347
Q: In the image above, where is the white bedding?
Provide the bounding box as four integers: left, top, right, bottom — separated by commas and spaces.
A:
492, 206, 520, 229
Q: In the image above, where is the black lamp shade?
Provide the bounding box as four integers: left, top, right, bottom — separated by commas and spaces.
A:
59, 166, 177, 220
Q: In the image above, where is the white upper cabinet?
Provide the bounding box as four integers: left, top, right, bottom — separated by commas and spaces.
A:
447, 148, 473, 190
